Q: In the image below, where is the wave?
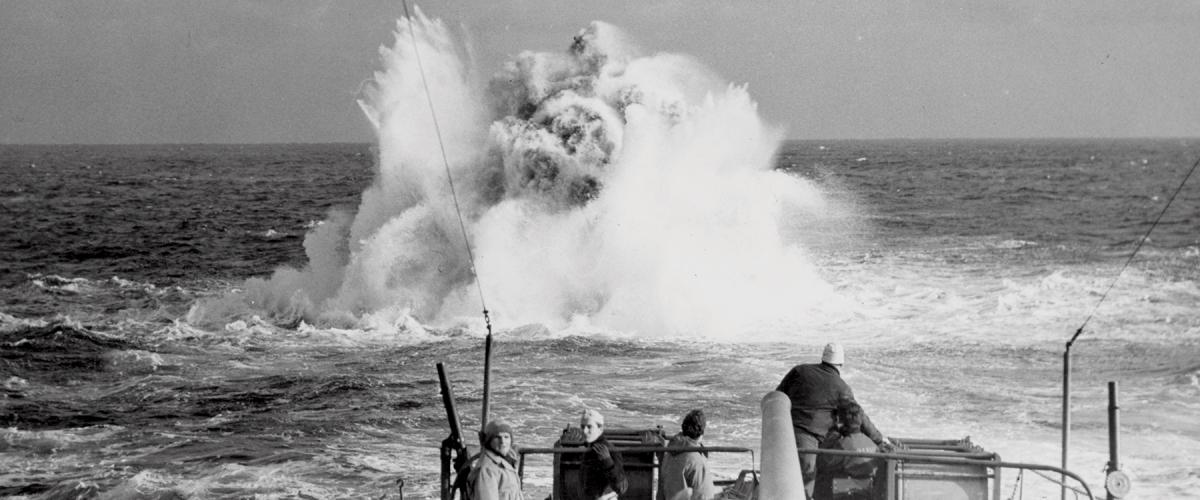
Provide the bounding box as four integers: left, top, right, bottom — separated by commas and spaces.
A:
0, 321, 140, 364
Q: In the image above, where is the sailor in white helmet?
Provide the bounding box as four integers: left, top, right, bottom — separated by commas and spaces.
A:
775, 343, 893, 499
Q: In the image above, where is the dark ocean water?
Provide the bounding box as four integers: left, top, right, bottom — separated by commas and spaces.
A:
1, 144, 374, 291
2, 139, 1199, 499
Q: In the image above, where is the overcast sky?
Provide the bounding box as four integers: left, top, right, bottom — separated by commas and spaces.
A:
2, 0, 1198, 144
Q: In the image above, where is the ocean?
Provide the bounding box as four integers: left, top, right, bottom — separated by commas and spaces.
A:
4, 12, 1200, 500
3, 138, 1197, 500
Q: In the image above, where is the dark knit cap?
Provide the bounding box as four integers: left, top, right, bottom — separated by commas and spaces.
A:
484, 419, 513, 439
681, 409, 706, 439
481, 419, 514, 453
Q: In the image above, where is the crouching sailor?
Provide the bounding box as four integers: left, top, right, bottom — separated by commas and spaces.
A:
814, 402, 885, 500
469, 419, 526, 500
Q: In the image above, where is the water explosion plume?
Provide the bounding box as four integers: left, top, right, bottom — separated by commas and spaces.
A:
190, 8, 852, 339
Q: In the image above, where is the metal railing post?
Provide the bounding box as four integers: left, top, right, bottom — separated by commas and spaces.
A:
1061, 344, 1071, 500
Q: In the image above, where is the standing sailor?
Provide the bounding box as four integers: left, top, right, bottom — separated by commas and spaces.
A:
469, 419, 525, 500
775, 343, 892, 499
579, 409, 628, 500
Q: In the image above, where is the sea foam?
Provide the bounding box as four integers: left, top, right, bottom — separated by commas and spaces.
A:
190, 8, 855, 339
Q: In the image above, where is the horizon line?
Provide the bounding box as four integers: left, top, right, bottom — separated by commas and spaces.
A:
3, 136, 1199, 147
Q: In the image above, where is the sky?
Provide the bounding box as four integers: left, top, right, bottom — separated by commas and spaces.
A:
2, 0, 1198, 144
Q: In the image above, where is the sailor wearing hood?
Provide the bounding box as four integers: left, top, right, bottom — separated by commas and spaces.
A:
469, 419, 525, 500
657, 409, 717, 500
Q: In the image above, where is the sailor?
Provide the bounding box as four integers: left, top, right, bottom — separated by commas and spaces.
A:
775, 343, 892, 499
468, 419, 526, 500
813, 402, 883, 500
579, 409, 628, 500
658, 409, 717, 500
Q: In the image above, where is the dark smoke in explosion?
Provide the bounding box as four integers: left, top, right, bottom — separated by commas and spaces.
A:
190, 11, 850, 339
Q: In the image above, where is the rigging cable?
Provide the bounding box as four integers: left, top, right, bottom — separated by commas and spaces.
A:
1006, 468, 1023, 500
398, 0, 499, 437
397, 0, 492, 336
1060, 149, 1197, 500
1068, 151, 1199, 346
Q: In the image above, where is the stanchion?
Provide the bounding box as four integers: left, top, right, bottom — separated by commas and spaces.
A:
760, 391, 805, 500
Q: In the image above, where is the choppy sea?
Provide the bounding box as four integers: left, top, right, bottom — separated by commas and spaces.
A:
2, 138, 1198, 499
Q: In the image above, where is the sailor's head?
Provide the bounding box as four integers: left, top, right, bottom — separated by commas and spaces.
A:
482, 419, 514, 456
681, 409, 706, 439
837, 401, 864, 433
580, 409, 605, 443
822, 342, 845, 366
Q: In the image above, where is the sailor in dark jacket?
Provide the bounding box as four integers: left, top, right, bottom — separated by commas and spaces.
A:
775, 343, 891, 499
579, 409, 627, 500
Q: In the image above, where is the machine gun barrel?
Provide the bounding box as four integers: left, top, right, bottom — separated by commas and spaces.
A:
438, 362, 469, 500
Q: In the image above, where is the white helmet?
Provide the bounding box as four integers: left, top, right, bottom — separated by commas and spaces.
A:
822, 343, 845, 365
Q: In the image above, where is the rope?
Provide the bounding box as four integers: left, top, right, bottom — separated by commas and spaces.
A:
1028, 469, 1089, 498
1068, 151, 1200, 345
398, 0, 492, 333
1007, 468, 1023, 500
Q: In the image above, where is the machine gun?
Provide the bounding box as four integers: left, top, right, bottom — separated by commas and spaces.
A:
438, 362, 473, 500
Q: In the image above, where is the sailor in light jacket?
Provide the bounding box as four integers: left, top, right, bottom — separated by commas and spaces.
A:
470, 420, 525, 500
658, 409, 716, 500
